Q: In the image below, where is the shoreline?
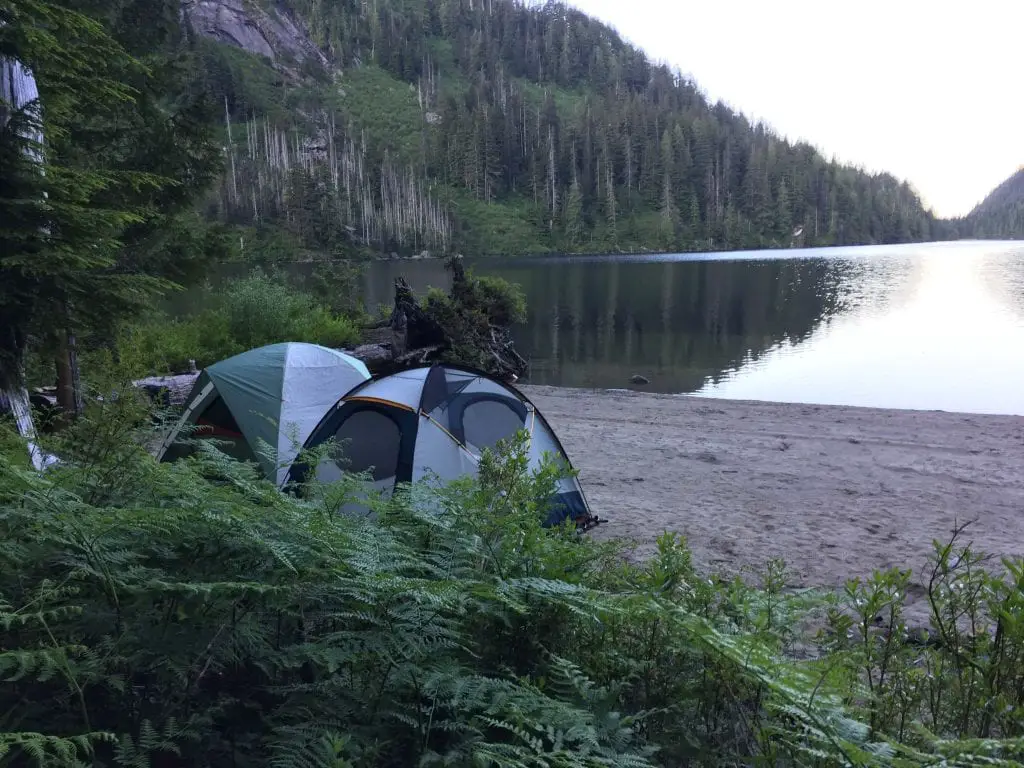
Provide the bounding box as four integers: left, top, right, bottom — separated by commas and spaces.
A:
522, 385, 1024, 622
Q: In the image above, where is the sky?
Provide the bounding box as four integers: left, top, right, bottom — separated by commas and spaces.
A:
568, 0, 1023, 219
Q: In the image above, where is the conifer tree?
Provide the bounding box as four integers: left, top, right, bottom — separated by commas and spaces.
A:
1, 0, 221, 422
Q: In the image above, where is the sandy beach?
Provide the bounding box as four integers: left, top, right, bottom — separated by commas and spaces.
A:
523, 386, 1024, 619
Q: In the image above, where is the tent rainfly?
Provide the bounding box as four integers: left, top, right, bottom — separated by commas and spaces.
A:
156, 343, 371, 485
285, 364, 598, 529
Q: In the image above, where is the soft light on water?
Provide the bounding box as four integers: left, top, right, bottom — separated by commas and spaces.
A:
360, 240, 1024, 416
695, 243, 1024, 414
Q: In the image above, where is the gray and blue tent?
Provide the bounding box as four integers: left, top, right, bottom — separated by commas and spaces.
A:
285, 363, 597, 529
156, 342, 371, 485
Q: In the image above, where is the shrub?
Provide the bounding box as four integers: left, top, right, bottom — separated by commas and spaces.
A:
421, 265, 527, 374
297, 260, 369, 320
823, 521, 1024, 750
114, 306, 235, 375
114, 269, 361, 375
2, 396, 1024, 766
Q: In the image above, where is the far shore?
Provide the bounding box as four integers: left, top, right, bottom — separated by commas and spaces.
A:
523, 385, 1024, 622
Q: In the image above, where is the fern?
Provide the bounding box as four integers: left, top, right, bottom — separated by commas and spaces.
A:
3, 393, 1024, 767
0, 731, 115, 766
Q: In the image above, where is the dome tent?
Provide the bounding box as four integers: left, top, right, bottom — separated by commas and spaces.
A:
156, 343, 371, 485
285, 364, 597, 529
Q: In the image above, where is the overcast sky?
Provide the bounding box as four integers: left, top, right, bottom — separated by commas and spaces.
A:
568, 0, 1023, 219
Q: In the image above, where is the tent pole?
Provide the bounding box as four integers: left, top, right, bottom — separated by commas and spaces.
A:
155, 380, 216, 459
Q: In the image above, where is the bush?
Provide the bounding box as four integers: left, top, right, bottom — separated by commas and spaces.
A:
296, 260, 370, 320
822, 521, 1024, 749
114, 269, 361, 375
3, 397, 1024, 766
218, 269, 358, 351
421, 265, 527, 374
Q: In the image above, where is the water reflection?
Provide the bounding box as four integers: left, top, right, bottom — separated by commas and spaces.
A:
366, 241, 1024, 414
531, 258, 845, 392
380, 256, 854, 393
697, 243, 1024, 414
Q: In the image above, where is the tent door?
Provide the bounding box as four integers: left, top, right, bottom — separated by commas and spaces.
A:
157, 381, 215, 459
309, 402, 416, 517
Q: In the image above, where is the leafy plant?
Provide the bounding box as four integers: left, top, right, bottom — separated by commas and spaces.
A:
824, 521, 1024, 755
4, 393, 1024, 766
111, 269, 361, 375
421, 261, 527, 374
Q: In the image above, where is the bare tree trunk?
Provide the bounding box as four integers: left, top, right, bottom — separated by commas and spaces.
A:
0, 386, 47, 470
1, 54, 49, 468
0, 335, 47, 471
54, 328, 83, 418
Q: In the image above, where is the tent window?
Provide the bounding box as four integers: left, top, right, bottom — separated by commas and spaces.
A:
332, 409, 401, 482
461, 399, 526, 454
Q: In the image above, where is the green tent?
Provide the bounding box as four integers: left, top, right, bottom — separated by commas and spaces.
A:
156, 343, 371, 485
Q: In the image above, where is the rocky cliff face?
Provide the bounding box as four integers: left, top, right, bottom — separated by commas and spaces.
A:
181, 0, 327, 66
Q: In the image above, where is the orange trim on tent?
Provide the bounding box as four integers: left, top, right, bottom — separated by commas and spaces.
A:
344, 396, 416, 412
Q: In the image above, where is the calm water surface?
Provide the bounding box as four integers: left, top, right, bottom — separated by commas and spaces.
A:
362, 241, 1024, 416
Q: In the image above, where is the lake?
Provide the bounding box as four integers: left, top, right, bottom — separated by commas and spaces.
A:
360, 240, 1024, 416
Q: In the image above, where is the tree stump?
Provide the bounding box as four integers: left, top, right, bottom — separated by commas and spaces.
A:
361, 258, 527, 382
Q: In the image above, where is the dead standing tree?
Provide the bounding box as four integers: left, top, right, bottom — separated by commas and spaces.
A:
0, 51, 51, 469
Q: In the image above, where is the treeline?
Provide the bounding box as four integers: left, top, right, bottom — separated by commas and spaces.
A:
421, 0, 938, 251
190, 0, 945, 255
961, 168, 1024, 239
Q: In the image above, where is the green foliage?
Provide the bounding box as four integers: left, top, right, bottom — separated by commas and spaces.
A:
114, 269, 361, 374
823, 521, 1024, 752
3, 397, 1024, 765
449, 193, 555, 256
421, 263, 527, 371
196, 38, 294, 123
0, 0, 156, 374
331, 65, 431, 166
0, 421, 32, 469
294, 260, 370, 320
1, 0, 223, 409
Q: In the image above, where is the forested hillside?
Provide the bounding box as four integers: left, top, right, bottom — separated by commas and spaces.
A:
12, 4, 1024, 766
183, 0, 943, 257
962, 168, 1024, 239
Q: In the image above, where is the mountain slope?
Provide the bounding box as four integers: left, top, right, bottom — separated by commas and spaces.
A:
181, 0, 942, 257
964, 169, 1024, 239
